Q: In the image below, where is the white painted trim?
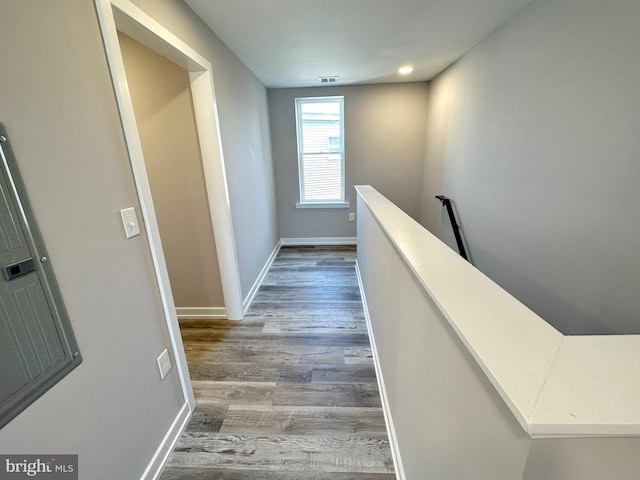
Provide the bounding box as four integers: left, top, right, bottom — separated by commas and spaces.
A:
281, 237, 357, 246
139, 402, 190, 480
176, 307, 227, 319
103, 0, 245, 321
295, 201, 351, 209
356, 262, 404, 480
95, 0, 248, 413
188, 69, 244, 320
243, 240, 281, 314
94, 0, 194, 410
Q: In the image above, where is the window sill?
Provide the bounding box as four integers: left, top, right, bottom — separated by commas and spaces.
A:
295, 201, 351, 209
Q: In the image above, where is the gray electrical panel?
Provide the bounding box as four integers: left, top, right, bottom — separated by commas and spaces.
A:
0, 124, 81, 429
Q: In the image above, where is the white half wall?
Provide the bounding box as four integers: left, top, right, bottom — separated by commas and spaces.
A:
358, 185, 640, 480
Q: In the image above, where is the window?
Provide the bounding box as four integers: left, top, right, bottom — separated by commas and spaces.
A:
295, 96, 347, 207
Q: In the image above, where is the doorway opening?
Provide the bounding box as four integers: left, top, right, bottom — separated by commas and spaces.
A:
95, 0, 244, 409
118, 32, 226, 320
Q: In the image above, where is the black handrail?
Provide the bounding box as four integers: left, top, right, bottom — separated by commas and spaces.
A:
435, 195, 469, 261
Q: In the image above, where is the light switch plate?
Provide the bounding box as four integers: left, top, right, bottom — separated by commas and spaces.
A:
157, 348, 172, 380
120, 207, 140, 239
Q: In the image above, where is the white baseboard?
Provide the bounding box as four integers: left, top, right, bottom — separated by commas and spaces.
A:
176, 307, 226, 319
243, 240, 281, 314
281, 237, 357, 246
356, 262, 405, 480
140, 402, 191, 480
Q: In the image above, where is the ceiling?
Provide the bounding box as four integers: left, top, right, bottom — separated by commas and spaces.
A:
184, 0, 532, 88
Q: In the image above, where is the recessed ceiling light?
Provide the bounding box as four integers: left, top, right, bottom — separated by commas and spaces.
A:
398, 66, 414, 75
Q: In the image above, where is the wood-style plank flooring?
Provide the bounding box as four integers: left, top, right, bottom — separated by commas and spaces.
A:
160, 246, 395, 479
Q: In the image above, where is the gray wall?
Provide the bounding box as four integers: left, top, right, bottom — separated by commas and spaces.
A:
119, 32, 224, 309
0, 0, 278, 477
419, 0, 640, 335
0, 1, 185, 477
269, 83, 429, 240
523, 437, 640, 480
131, 0, 280, 300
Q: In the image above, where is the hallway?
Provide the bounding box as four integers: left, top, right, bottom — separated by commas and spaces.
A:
160, 246, 395, 479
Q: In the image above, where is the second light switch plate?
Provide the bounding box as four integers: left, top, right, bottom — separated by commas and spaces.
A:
120, 207, 140, 239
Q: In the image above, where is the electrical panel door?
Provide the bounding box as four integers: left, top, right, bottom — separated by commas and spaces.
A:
0, 124, 81, 429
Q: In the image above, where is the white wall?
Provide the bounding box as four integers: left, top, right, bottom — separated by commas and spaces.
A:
130, 0, 280, 301
0, 1, 185, 478
419, 0, 640, 335
269, 83, 428, 240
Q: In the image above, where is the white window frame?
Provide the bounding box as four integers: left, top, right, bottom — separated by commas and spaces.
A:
295, 96, 349, 208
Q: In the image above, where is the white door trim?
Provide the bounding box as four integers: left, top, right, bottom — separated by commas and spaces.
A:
95, 0, 245, 409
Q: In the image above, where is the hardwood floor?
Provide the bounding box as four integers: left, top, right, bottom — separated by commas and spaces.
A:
160, 246, 395, 479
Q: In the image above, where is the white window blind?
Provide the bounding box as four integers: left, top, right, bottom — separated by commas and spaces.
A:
295, 97, 345, 204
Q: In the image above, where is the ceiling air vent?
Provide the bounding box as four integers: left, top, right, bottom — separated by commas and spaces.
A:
318, 76, 339, 84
